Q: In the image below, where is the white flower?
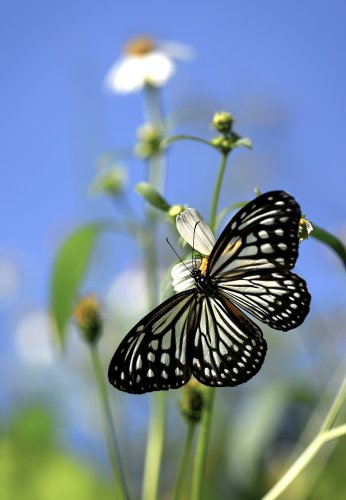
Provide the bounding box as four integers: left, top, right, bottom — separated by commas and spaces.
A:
104, 36, 195, 94
172, 208, 214, 292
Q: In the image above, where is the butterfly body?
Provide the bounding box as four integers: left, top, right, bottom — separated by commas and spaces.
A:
109, 191, 310, 394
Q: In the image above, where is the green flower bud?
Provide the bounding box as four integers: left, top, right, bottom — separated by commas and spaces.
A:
135, 123, 163, 159
180, 379, 205, 424
212, 111, 234, 134
73, 294, 102, 344
135, 182, 170, 211
91, 167, 126, 197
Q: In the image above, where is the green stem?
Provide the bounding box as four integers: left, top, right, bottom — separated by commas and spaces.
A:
141, 392, 166, 500
175, 422, 197, 500
320, 372, 346, 432
141, 84, 167, 500
90, 345, 129, 500
209, 152, 229, 231
262, 427, 346, 500
161, 134, 217, 151
191, 389, 216, 500
262, 372, 346, 500
190, 152, 229, 500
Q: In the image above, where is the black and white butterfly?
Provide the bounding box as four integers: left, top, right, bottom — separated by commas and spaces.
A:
108, 191, 310, 394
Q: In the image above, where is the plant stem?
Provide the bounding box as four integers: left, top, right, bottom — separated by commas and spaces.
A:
175, 422, 196, 500
191, 389, 216, 500
319, 372, 346, 432
209, 152, 229, 232
190, 152, 229, 500
262, 373, 346, 500
141, 84, 167, 500
90, 345, 129, 500
142, 392, 166, 500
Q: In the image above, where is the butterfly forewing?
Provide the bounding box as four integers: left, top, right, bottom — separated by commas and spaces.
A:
108, 291, 196, 393
207, 191, 301, 278
192, 294, 267, 386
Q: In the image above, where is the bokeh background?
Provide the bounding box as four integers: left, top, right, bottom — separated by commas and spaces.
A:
1, 1, 346, 499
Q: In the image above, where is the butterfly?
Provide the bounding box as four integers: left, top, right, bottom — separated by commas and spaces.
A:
108, 191, 311, 394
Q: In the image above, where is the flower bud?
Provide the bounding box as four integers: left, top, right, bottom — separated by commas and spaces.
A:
135, 182, 170, 212
299, 217, 313, 242
212, 111, 234, 134
180, 379, 205, 424
73, 295, 102, 344
91, 167, 126, 197
135, 123, 163, 159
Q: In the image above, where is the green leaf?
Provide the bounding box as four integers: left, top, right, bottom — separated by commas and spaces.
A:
50, 223, 103, 345
232, 136, 252, 149
311, 223, 346, 269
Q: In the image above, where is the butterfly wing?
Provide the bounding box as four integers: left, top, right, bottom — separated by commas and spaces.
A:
108, 290, 197, 394
208, 191, 301, 276
192, 293, 267, 387
207, 191, 310, 330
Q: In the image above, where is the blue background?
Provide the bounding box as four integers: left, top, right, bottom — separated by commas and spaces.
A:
1, 0, 346, 495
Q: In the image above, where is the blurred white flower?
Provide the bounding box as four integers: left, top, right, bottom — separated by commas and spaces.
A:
15, 310, 56, 365
104, 36, 195, 94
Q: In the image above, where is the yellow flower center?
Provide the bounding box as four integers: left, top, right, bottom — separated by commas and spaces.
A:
199, 257, 209, 276
125, 36, 155, 56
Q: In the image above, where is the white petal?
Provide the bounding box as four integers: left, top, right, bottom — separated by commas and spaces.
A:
176, 208, 215, 255
157, 40, 196, 61
104, 56, 145, 93
141, 52, 175, 86
171, 261, 199, 292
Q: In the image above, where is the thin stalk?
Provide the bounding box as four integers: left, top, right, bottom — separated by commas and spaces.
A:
319, 372, 346, 432
209, 152, 229, 232
191, 389, 216, 500
262, 373, 346, 500
175, 422, 197, 500
190, 152, 229, 500
141, 83, 167, 500
90, 345, 129, 500
262, 426, 346, 500
141, 392, 166, 500
161, 135, 216, 151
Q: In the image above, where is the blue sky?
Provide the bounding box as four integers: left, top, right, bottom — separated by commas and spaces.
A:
1, 0, 346, 466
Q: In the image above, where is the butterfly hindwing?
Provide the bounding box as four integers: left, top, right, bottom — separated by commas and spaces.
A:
218, 271, 310, 331
108, 290, 197, 394
192, 293, 267, 386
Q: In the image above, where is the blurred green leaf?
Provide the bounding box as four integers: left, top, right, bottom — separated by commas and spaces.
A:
311, 223, 346, 269
50, 223, 103, 345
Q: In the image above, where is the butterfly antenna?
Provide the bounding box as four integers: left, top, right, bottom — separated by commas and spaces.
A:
166, 238, 190, 272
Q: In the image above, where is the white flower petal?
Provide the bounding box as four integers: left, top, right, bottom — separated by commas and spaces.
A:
176, 208, 215, 255
171, 260, 200, 292
141, 52, 175, 86
104, 56, 145, 93
158, 41, 196, 61
104, 52, 175, 94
